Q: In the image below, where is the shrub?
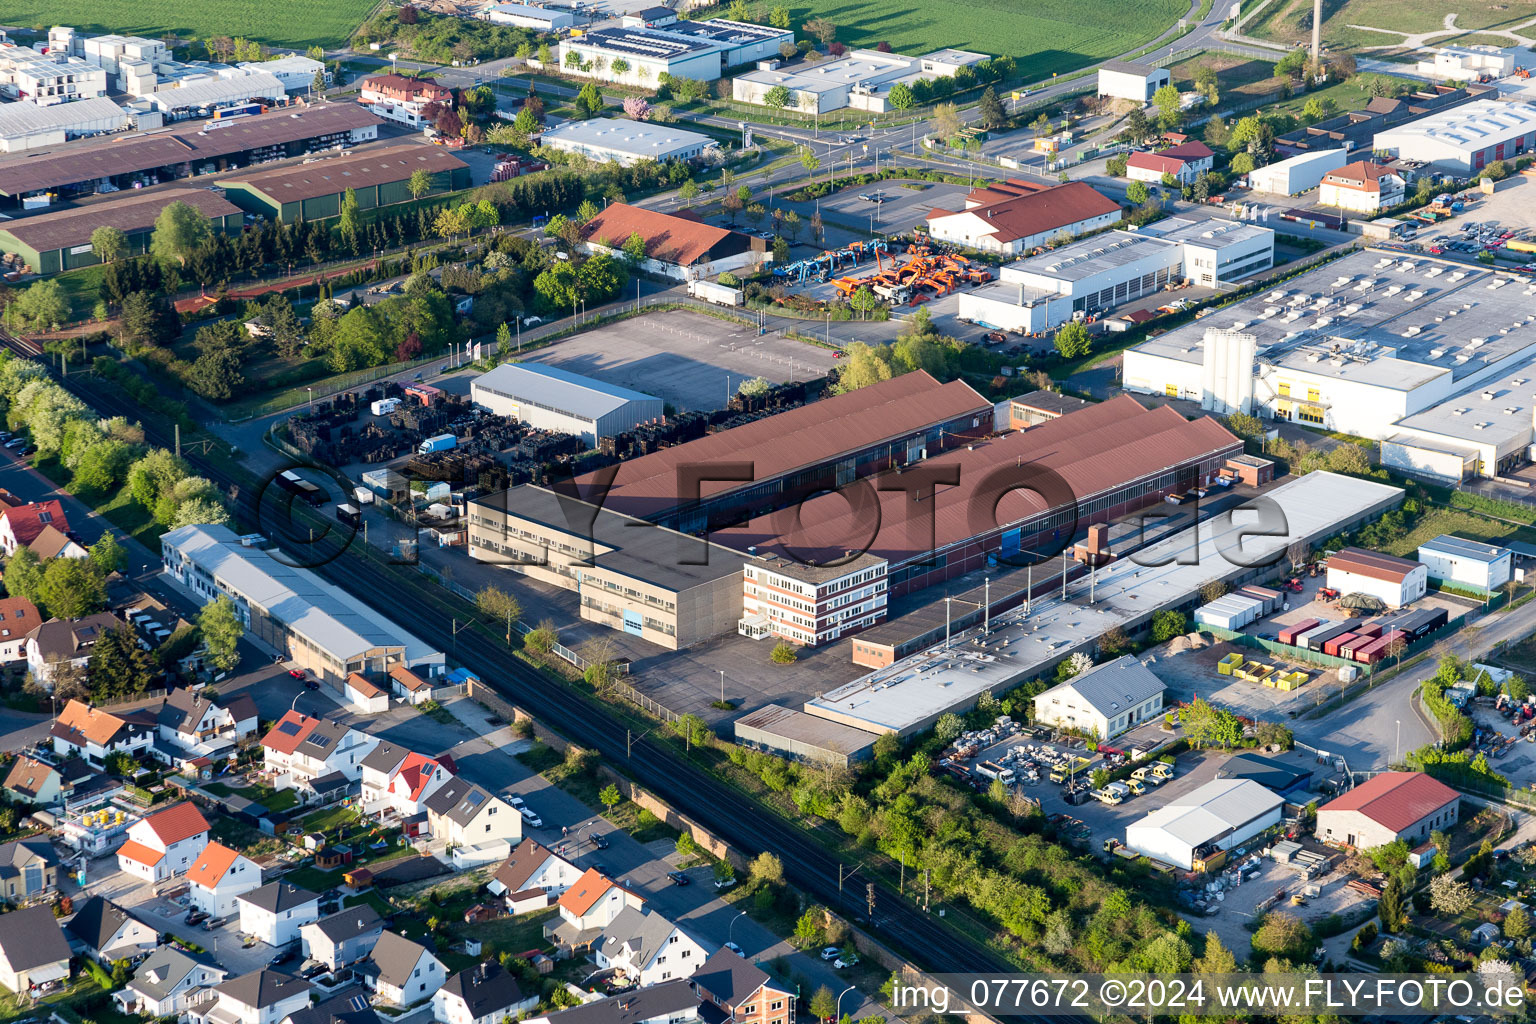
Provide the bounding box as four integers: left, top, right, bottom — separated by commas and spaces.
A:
770, 640, 797, 664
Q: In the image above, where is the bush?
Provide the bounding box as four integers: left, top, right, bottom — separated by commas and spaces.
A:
770, 640, 798, 664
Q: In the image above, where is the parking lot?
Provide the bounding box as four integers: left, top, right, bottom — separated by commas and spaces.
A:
520, 309, 839, 411
1407, 174, 1536, 260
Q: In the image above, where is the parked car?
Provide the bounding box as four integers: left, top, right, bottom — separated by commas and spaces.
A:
820, 946, 840, 961
590, 833, 609, 850
666, 870, 690, 886
518, 806, 544, 828
18, 445, 36, 456
288, 669, 306, 679
835, 954, 860, 969
714, 876, 736, 890
203, 916, 227, 930
4, 437, 26, 450
270, 949, 298, 966
184, 909, 208, 925
725, 942, 745, 957
304, 679, 320, 690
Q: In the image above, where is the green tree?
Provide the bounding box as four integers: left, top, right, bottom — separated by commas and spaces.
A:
338, 187, 362, 243
38, 557, 107, 619
10, 280, 67, 331
576, 82, 603, 118
749, 851, 783, 888
1506, 905, 1530, 939
1378, 876, 1405, 933
1302, 96, 1337, 123
1230, 152, 1256, 175
763, 84, 792, 113
198, 594, 244, 672
1123, 106, 1150, 144
186, 346, 245, 401
1251, 912, 1314, 963
769, 5, 791, 28
1053, 320, 1092, 359
887, 81, 914, 111
1152, 83, 1182, 129
91, 226, 127, 265
408, 168, 434, 201
770, 640, 797, 664
2, 548, 44, 609
1125, 180, 1151, 205
1150, 609, 1187, 643
978, 86, 1006, 129
809, 985, 837, 1021
599, 784, 622, 812
935, 712, 962, 742
86, 625, 155, 698
1182, 697, 1243, 748
621, 230, 648, 263
150, 201, 211, 267
89, 533, 126, 576
799, 147, 821, 175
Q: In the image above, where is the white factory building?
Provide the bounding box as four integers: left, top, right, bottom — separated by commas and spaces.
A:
1417, 535, 1513, 595
558, 20, 792, 85
924, 180, 1122, 258
1122, 250, 1536, 467
238, 55, 326, 93
1374, 99, 1536, 176
141, 70, 286, 116
958, 217, 1274, 334
1032, 656, 1165, 740
1245, 148, 1349, 196
470, 363, 664, 446
1096, 59, 1170, 103
0, 95, 126, 152
1416, 44, 1515, 82
733, 50, 921, 114
484, 2, 577, 30
0, 43, 109, 105
918, 49, 989, 77
1125, 779, 1284, 870
537, 117, 717, 166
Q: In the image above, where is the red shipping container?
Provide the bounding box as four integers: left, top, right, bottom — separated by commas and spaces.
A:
1355, 623, 1383, 639
1338, 635, 1375, 660
1323, 632, 1358, 657
1278, 618, 1321, 646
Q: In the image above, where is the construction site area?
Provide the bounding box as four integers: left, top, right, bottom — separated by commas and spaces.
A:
770, 238, 998, 313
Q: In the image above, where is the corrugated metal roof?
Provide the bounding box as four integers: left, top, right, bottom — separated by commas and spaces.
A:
0, 96, 126, 141
1419, 534, 1510, 565
0, 187, 239, 252
1128, 778, 1282, 848
926, 181, 1122, 244
1319, 771, 1458, 833
1328, 546, 1421, 583
472, 362, 659, 421
217, 143, 465, 202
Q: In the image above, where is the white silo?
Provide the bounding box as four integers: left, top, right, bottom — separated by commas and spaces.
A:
1200, 328, 1257, 415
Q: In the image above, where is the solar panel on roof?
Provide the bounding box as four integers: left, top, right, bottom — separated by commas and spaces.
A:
278, 721, 302, 735
309, 734, 330, 748
465, 791, 485, 806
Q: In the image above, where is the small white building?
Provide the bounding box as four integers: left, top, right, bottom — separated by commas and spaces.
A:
557, 28, 725, 86
918, 49, 989, 77
471, 363, 664, 447
187, 841, 263, 918
1097, 59, 1170, 103
1416, 44, 1515, 82
484, 2, 576, 30
362, 932, 446, 1006
433, 962, 537, 1024
1125, 778, 1283, 869
1318, 161, 1406, 213
238, 883, 321, 948
1246, 148, 1350, 196
115, 946, 227, 1018
732, 50, 922, 114
1417, 534, 1513, 595
537, 117, 718, 167
116, 802, 210, 883
64, 896, 159, 963
238, 56, 325, 93
1126, 141, 1214, 185
1032, 655, 1165, 741
1325, 547, 1428, 608
425, 778, 523, 856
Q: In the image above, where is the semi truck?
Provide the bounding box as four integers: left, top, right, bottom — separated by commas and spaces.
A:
688, 279, 743, 307
418, 433, 457, 455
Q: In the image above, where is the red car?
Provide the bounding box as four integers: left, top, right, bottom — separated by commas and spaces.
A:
288, 669, 305, 679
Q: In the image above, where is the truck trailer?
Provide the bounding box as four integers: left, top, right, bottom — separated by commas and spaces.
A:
417, 433, 457, 455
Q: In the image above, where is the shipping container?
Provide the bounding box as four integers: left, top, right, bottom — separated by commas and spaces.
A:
1277, 618, 1321, 646
1239, 585, 1282, 616
1338, 635, 1375, 660
336, 503, 361, 528
1355, 622, 1383, 639
1323, 632, 1359, 658
688, 279, 744, 307
1300, 619, 1359, 650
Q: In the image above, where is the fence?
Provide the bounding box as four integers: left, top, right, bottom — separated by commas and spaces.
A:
233, 352, 444, 421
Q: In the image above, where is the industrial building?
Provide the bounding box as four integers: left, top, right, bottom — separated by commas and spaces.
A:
240, 56, 327, 94
0, 102, 381, 206
484, 2, 577, 29
1374, 98, 1536, 175
1318, 161, 1406, 213
469, 363, 664, 446
160, 523, 444, 687
0, 96, 126, 153
719, 395, 1243, 596
217, 144, 470, 221
537, 117, 717, 167
579, 202, 759, 279
733, 50, 922, 114
1325, 547, 1427, 608
0, 42, 109, 105
1126, 141, 1213, 185
957, 217, 1274, 334
1031, 656, 1165, 740
1245, 148, 1348, 196
739, 552, 888, 646
0, 187, 242, 275
1121, 250, 1536, 447
566, 370, 992, 530
466, 487, 748, 650
657, 19, 796, 68
733, 705, 876, 767
919, 50, 989, 77
1096, 60, 1170, 103
802, 471, 1405, 736
924, 180, 1123, 257
1315, 771, 1459, 848
556, 20, 795, 87
1125, 779, 1284, 870
1217, 752, 1314, 796
1417, 44, 1515, 82
1007, 390, 1092, 430
142, 70, 286, 118
1276, 84, 1490, 157
1417, 535, 1513, 595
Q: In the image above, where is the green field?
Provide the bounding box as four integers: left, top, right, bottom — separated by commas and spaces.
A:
1, 0, 378, 49
779, 0, 1188, 80
1246, 0, 1536, 51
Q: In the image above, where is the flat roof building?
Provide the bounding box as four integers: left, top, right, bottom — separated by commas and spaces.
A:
143, 71, 285, 116
0, 102, 382, 205
161, 523, 443, 687
470, 362, 663, 446
919, 49, 989, 77
733, 704, 877, 767
217, 143, 470, 221
733, 50, 922, 114
1374, 98, 1536, 175
1417, 534, 1514, 595
557, 28, 725, 87
537, 117, 717, 166
0, 42, 109, 106
1276, 85, 1490, 157
1097, 59, 1170, 103
0, 96, 126, 154
1008, 390, 1092, 429
658, 18, 795, 68
1217, 751, 1314, 795
0, 186, 241, 275
484, 2, 577, 29
1125, 779, 1284, 869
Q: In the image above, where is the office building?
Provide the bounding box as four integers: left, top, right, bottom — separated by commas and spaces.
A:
1031, 655, 1166, 740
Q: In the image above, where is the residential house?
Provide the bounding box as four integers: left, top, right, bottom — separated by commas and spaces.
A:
0, 499, 69, 555
423, 778, 521, 864
345, 672, 388, 714
300, 905, 384, 970
0, 596, 39, 662
0, 904, 72, 994
260, 710, 379, 795
486, 838, 581, 912
114, 946, 228, 1017
30, 525, 88, 561
238, 882, 321, 947
382, 752, 457, 818
1319, 160, 1407, 213
50, 698, 156, 764
359, 741, 410, 813
65, 895, 159, 963
282, 987, 380, 1024
188, 841, 263, 917
28, 613, 128, 690
3, 753, 63, 805
0, 837, 58, 901
388, 665, 437, 705
547, 869, 646, 952
690, 949, 793, 1024
524, 979, 700, 1024
116, 800, 210, 883
432, 962, 537, 1024
194, 969, 312, 1024
1126, 141, 1215, 185
357, 73, 454, 128
595, 908, 708, 987
360, 931, 446, 1006
159, 688, 259, 755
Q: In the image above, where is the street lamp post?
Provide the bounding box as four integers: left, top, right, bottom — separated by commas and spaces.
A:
1394, 719, 1401, 766
729, 910, 747, 945
836, 985, 857, 1023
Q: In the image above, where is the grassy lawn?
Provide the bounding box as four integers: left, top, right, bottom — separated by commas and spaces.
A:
52, 263, 109, 321
0, 0, 376, 49
765, 0, 1186, 81
302, 805, 365, 834
343, 889, 397, 919
285, 865, 343, 891
1246, 0, 1536, 50
1265, 74, 1420, 122
237, 785, 300, 812
459, 908, 558, 959
415, 700, 456, 726
1378, 507, 1529, 558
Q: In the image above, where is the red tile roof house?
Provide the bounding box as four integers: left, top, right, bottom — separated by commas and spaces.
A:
388, 665, 439, 706
580, 202, 761, 281
0, 596, 39, 664
1318, 160, 1406, 213
186, 840, 262, 917
0, 500, 69, 556
924, 181, 1123, 256
1315, 771, 1459, 850
357, 73, 454, 128
116, 801, 211, 884
1127, 141, 1215, 185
